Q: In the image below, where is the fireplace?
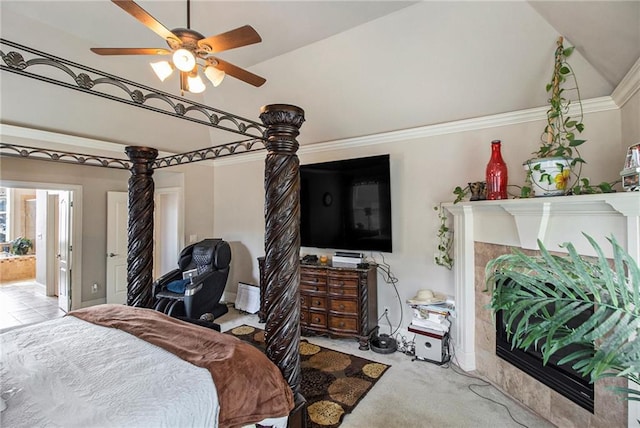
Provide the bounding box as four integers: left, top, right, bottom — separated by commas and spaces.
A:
444, 194, 638, 426
495, 301, 594, 413
473, 242, 625, 426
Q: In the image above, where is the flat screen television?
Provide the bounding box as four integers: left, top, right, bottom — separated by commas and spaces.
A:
300, 154, 392, 253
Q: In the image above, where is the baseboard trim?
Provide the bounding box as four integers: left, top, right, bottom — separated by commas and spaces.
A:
222, 291, 237, 306
80, 297, 106, 308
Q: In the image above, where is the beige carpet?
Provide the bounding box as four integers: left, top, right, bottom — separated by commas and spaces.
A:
216, 309, 555, 428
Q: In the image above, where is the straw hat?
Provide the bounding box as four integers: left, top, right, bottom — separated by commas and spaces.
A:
407, 289, 447, 305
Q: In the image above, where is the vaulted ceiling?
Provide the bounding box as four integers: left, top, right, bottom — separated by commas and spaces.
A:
1, 1, 639, 154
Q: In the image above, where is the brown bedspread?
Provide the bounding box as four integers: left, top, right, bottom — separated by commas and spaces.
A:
69, 304, 294, 428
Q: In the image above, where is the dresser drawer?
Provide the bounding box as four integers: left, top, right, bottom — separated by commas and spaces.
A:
329, 298, 358, 314
301, 270, 327, 284
308, 296, 327, 310
329, 315, 358, 333
301, 294, 309, 308
302, 283, 327, 294
301, 271, 327, 293
328, 272, 359, 288
308, 311, 327, 328
328, 286, 358, 298
301, 309, 309, 323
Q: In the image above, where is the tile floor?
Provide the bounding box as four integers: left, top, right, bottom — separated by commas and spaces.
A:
0, 279, 66, 332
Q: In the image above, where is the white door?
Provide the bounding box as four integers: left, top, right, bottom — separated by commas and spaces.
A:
57, 192, 71, 312
106, 192, 128, 304
46, 193, 58, 297
153, 188, 182, 278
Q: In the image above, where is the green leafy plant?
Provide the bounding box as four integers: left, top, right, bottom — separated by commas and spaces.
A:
433, 203, 453, 270
485, 234, 640, 400
10, 236, 33, 255
453, 185, 469, 204
435, 183, 523, 269
522, 36, 586, 197
572, 178, 621, 195
536, 37, 586, 160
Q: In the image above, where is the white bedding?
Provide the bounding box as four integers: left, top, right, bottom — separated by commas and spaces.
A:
1, 316, 219, 427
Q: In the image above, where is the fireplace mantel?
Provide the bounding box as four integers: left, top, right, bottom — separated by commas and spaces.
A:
444, 192, 639, 425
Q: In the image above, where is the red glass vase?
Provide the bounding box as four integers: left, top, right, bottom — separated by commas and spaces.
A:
485, 140, 508, 200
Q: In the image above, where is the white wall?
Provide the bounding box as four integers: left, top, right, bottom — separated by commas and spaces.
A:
213, 101, 624, 331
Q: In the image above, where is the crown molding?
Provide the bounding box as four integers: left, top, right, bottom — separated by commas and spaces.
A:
214, 96, 618, 166
611, 56, 640, 108
0, 123, 175, 159
2, 94, 619, 169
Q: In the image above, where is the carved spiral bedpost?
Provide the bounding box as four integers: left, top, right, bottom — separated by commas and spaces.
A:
259, 104, 305, 398
125, 146, 158, 308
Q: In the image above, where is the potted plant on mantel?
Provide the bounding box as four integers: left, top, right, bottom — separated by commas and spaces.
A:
485, 234, 640, 401
433, 36, 616, 269
522, 36, 586, 198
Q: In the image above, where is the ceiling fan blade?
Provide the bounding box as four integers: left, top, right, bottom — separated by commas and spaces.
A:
112, 0, 180, 44
90, 48, 172, 56
213, 58, 266, 87
197, 25, 262, 53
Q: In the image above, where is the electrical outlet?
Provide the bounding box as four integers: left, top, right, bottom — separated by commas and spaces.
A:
92, 283, 98, 294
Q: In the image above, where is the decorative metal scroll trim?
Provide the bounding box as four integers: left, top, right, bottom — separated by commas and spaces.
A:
0, 143, 131, 169
153, 138, 266, 168
0, 139, 268, 170
0, 39, 265, 139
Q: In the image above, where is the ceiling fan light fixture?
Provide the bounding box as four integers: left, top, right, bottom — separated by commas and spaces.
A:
172, 48, 196, 72
150, 60, 174, 81
204, 65, 225, 87
93, 0, 266, 92
187, 72, 206, 93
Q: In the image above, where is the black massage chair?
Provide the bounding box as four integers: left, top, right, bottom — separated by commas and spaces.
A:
152, 238, 231, 321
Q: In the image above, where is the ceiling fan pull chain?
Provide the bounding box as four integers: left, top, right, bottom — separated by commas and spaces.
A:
187, 0, 191, 30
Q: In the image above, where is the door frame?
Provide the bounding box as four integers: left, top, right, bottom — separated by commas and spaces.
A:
153, 187, 184, 278
0, 180, 82, 311
105, 187, 184, 303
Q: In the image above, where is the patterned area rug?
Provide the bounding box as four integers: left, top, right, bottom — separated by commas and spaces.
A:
227, 325, 390, 428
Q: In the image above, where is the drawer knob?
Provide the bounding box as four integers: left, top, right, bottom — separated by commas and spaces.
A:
313, 278, 318, 283
340, 281, 345, 285
314, 286, 318, 291
339, 322, 345, 327
339, 304, 345, 309
314, 300, 320, 305
314, 317, 320, 322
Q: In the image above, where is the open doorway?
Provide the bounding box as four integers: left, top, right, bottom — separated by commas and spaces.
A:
1, 187, 39, 289
0, 181, 82, 313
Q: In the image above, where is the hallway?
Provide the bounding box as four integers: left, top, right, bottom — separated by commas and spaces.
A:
0, 280, 65, 332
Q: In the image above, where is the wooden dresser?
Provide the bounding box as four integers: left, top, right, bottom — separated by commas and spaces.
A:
258, 258, 378, 347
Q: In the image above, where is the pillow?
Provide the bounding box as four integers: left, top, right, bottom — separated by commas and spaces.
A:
166, 278, 190, 293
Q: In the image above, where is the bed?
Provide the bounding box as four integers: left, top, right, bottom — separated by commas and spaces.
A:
1, 39, 306, 428
1, 305, 293, 428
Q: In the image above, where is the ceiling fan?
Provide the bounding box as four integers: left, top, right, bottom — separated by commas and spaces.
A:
91, 0, 266, 93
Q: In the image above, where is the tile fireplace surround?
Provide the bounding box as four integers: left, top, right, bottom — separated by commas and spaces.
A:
445, 193, 639, 427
